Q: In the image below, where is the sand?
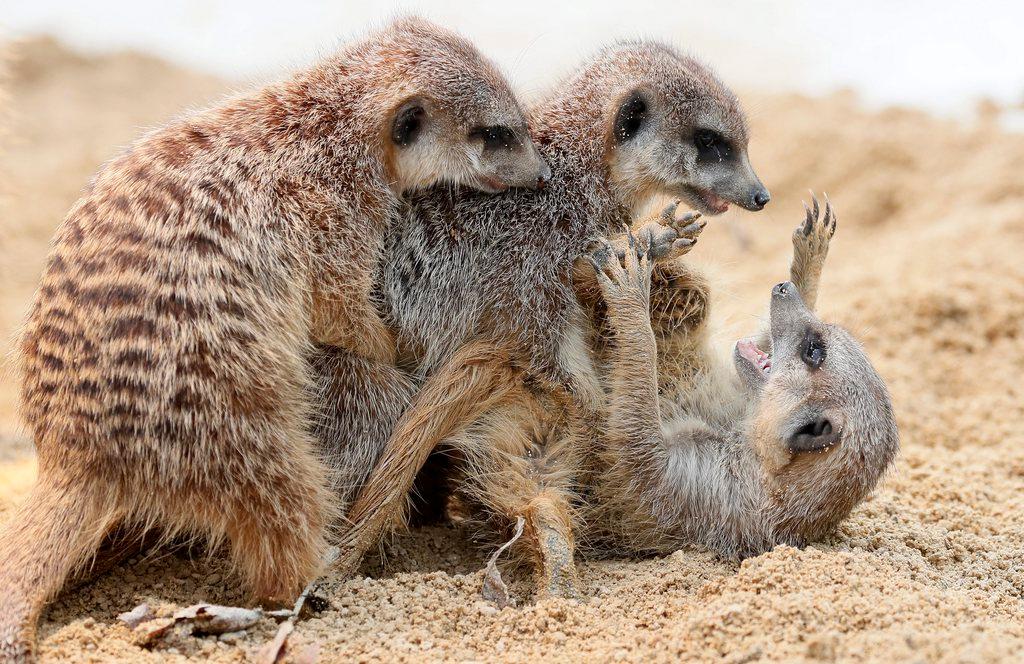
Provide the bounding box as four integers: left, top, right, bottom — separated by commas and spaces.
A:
0, 37, 1021, 663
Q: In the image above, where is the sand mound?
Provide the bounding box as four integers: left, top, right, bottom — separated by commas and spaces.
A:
0, 37, 1021, 663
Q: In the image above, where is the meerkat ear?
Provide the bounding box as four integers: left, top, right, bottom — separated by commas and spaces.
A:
613, 90, 648, 143
392, 98, 428, 148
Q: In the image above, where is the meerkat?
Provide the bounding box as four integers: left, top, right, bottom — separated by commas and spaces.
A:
0, 17, 547, 661
441, 197, 897, 597
330, 41, 770, 591
581, 196, 899, 558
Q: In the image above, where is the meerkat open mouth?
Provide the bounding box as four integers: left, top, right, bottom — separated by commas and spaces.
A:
737, 338, 772, 376
684, 186, 730, 215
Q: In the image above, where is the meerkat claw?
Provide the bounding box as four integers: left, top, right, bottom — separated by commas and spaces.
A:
802, 202, 815, 236
677, 219, 706, 238
660, 199, 682, 224
823, 193, 837, 236
674, 209, 702, 226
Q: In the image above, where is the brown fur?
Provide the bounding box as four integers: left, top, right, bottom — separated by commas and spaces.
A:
0, 17, 541, 661
329, 41, 766, 590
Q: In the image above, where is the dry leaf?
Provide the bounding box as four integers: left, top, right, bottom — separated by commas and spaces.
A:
173, 604, 263, 634
255, 547, 337, 662
481, 516, 525, 609
117, 603, 154, 629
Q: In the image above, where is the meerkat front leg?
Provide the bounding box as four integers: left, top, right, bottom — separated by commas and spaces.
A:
789, 194, 837, 312
750, 194, 836, 353
588, 236, 668, 466
623, 200, 705, 261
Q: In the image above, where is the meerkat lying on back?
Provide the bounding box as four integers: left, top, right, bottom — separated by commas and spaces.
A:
0, 17, 546, 661
583, 197, 899, 558
330, 41, 770, 584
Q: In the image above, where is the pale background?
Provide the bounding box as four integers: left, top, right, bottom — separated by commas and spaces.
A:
3, 0, 1023, 117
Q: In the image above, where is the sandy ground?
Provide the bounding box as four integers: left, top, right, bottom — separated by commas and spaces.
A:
0, 37, 1022, 663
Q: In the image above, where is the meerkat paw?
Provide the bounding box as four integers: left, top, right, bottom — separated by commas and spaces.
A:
652, 199, 705, 258
792, 192, 837, 265
587, 231, 653, 318
626, 200, 705, 263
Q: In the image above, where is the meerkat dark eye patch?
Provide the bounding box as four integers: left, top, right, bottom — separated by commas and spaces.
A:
693, 129, 732, 163
801, 329, 827, 369
469, 125, 517, 151
789, 417, 839, 453
614, 92, 647, 143
392, 104, 426, 148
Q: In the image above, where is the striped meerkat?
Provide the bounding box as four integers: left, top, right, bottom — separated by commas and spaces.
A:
0, 17, 546, 662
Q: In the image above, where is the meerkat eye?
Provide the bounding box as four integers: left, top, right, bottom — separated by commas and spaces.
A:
392, 104, 426, 148
801, 330, 827, 369
694, 129, 732, 162
470, 125, 517, 150
613, 92, 647, 143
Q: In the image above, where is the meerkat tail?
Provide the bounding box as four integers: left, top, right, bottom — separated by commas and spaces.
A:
335, 340, 518, 572
0, 477, 121, 662
523, 489, 581, 600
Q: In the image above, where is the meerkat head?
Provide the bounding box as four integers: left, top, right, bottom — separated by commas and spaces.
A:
597, 43, 769, 215
376, 17, 549, 194
733, 282, 899, 542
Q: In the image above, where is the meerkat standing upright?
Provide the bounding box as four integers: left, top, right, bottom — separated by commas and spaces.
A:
0, 17, 547, 661
331, 41, 770, 592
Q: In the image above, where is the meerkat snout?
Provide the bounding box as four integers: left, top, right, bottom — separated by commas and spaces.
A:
751, 187, 771, 210
773, 280, 795, 298
599, 47, 770, 216
468, 124, 550, 191
381, 18, 546, 194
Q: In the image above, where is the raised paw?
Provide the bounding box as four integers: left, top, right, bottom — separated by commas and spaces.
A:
588, 232, 652, 318
645, 199, 705, 260
792, 192, 837, 265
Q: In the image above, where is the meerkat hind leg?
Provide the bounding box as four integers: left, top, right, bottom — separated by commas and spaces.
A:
464, 404, 585, 602
335, 341, 517, 574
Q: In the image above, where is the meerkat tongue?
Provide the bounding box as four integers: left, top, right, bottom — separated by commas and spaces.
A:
703, 190, 730, 214
737, 338, 772, 375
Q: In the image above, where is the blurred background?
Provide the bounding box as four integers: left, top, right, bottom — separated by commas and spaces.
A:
4, 0, 1024, 117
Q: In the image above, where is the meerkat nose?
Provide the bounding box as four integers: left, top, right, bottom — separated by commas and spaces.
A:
751, 188, 771, 210
773, 281, 794, 298
536, 162, 552, 189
